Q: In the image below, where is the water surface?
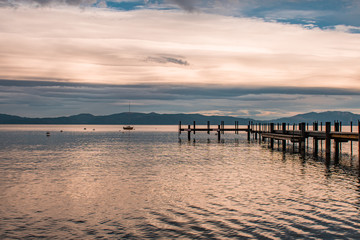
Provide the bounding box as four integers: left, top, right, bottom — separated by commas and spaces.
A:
1, 125, 360, 239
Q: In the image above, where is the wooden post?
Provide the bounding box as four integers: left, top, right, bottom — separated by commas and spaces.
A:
193, 121, 196, 134
187, 124, 191, 141
247, 122, 251, 141
179, 121, 181, 135
255, 122, 258, 140
300, 122, 306, 154
217, 125, 221, 142
334, 122, 340, 164
340, 121, 342, 153
221, 121, 224, 135
306, 123, 309, 150
292, 123, 295, 151
270, 123, 274, 149
320, 122, 323, 152
207, 121, 210, 134
282, 122, 286, 151
259, 123, 262, 143
325, 122, 331, 163
313, 122, 318, 156
252, 121, 254, 139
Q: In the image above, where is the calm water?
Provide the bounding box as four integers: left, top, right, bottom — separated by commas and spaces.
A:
1, 125, 360, 239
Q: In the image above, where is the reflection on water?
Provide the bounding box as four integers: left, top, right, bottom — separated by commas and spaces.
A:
1, 125, 360, 239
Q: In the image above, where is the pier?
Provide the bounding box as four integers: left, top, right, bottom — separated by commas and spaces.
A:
179, 121, 360, 165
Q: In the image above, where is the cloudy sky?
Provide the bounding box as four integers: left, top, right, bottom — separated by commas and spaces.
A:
0, 0, 360, 119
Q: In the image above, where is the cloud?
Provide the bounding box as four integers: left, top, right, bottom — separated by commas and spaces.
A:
0, 6, 360, 118
166, 0, 196, 11
1, 7, 359, 88
0, 0, 99, 7
145, 55, 189, 66
164, 0, 360, 30
2, 0, 360, 31
1, 79, 360, 119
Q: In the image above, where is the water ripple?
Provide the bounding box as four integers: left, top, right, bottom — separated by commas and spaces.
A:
1, 128, 360, 239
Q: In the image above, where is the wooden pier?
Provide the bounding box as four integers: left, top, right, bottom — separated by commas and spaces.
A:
179, 120, 360, 166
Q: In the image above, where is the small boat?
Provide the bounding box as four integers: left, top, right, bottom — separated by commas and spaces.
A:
46, 131, 50, 136
123, 102, 134, 130
123, 125, 134, 130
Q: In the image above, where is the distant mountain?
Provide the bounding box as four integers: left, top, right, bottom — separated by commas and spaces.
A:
272, 111, 360, 125
1, 111, 359, 125
0, 112, 254, 125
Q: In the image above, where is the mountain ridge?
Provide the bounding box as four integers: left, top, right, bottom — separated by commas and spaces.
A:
0, 111, 359, 125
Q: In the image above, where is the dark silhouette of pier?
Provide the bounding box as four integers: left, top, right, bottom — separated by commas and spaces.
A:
179, 121, 360, 166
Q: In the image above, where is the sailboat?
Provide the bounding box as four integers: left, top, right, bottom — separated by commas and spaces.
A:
123, 102, 134, 130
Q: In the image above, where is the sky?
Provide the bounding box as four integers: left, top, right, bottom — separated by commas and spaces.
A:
0, 0, 360, 119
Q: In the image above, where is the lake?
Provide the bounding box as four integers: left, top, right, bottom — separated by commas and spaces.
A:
1, 125, 360, 239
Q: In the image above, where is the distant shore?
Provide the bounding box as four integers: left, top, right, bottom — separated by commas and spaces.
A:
1, 111, 359, 125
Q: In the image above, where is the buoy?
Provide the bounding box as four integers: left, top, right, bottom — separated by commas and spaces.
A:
46, 132, 50, 136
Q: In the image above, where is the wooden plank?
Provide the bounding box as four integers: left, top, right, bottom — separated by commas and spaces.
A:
261, 133, 301, 142
330, 133, 358, 141
181, 128, 248, 132
308, 131, 326, 139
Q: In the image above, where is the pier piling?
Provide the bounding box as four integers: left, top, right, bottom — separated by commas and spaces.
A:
282, 122, 287, 151
334, 122, 340, 164
325, 122, 331, 163
299, 123, 306, 154
218, 125, 221, 142
313, 122, 319, 157
188, 124, 191, 141
178, 119, 359, 169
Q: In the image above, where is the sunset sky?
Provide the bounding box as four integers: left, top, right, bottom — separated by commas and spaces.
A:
0, 0, 360, 119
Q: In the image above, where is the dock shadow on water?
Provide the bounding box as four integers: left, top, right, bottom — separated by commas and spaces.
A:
1, 125, 360, 239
